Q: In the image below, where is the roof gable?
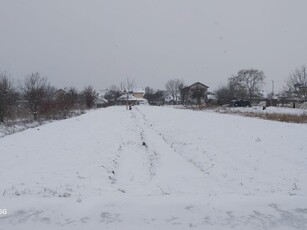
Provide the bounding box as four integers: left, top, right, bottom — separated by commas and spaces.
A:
183, 82, 209, 90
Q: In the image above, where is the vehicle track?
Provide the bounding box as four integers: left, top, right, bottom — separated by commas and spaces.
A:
129, 107, 218, 195
134, 107, 216, 177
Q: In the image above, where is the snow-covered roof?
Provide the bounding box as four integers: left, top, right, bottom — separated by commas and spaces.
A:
183, 82, 209, 90
118, 94, 137, 100
53, 88, 68, 95
98, 89, 108, 97
117, 94, 147, 101
133, 89, 145, 94
207, 94, 217, 100
96, 97, 108, 104
96, 90, 109, 104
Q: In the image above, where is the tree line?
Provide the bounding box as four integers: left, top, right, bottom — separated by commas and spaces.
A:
0, 72, 97, 123
142, 65, 307, 107
1, 64, 306, 124
215, 69, 266, 106
215, 65, 307, 106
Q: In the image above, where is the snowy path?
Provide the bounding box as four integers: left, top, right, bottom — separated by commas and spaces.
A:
0, 106, 307, 229
109, 108, 211, 196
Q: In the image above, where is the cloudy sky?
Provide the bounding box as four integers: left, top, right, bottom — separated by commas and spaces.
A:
0, 0, 306, 92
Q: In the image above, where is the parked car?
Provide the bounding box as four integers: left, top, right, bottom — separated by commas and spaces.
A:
231, 100, 251, 107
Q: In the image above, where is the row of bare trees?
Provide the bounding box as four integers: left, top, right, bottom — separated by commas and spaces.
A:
144, 87, 165, 105
0, 72, 17, 123
142, 79, 185, 105
145, 65, 307, 107
165, 79, 185, 103
283, 65, 307, 101
215, 65, 307, 106
215, 69, 266, 105
0, 72, 97, 124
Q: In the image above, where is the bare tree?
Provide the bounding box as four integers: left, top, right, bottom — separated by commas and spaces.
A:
229, 69, 265, 102
82, 85, 97, 108
215, 79, 246, 105
122, 78, 136, 93
176, 79, 185, 103
165, 80, 177, 101
215, 85, 233, 106
165, 79, 184, 102
228, 77, 246, 100
105, 85, 121, 104
20, 73, 49, 120
121, 78, 136, 109
109, 84, 120, 92
144, 87, 165, 105
54, 91, 72, 117
283, 65, 307, 101
67, 87, 78, 107
0, 72, 17, 123
145, 86, 154, 96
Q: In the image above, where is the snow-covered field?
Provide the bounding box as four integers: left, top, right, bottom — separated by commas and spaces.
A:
0, 106, 307, 229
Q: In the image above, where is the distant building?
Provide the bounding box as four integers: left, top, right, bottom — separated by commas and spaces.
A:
132, 89, 145, 99
260, 90, 278, 106
96, 97, 108, 108
52, 89, 68, 100
117, 94, 148, 105
96, 90, 109, 108
277, 94, 301, 108
182, 82, 209, 105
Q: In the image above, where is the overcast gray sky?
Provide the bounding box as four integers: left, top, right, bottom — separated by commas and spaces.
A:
0, 0, 306, 92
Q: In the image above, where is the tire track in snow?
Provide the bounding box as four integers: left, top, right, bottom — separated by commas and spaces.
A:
134, 107, 215, 177
113, 110, 156, 194
133, 107, 242, 195
134, 107, 302, 196
131, 107, 216, 195
130, 111, 160, 180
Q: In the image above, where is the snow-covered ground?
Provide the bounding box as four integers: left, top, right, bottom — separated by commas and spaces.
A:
0, 106, 307, 229
218, 106, 307, 116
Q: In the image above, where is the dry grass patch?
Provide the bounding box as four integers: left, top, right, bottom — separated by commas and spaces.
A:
244, 112, 307, 123
216, 108, 307, 123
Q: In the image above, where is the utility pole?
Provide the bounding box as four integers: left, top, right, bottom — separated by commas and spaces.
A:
272, 80, 275, 96
126, 90, 129, 110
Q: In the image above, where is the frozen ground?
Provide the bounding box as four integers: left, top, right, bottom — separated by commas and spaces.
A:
0, 106, 307, 229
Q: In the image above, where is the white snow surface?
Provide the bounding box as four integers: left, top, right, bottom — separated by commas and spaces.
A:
0, 106, 307, 229
220, 106, 307, 115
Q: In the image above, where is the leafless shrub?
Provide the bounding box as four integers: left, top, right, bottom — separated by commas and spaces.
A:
82, 85, 97, 108
20, 73, 50, 120
283, 65, 307, 101
0, 72, 18, 123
